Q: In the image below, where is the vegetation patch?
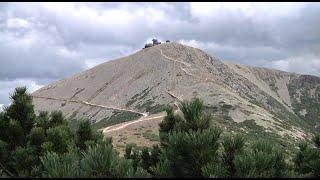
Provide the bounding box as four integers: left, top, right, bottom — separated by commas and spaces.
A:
240, 119, 263, 130
2, 87, 320, 178
269, 82, 279, 92
251, 90, 311, 135
147, 104, 166, 114
135, 99, 166, 114
221, 104, 234, 113
92, 111, 142, 130
70, 88, 85, 99
289, 81, 320, 133
68, 119, 80, 131
248, 99, 264, 108
142, 130, 160, 142
204, 106, 219, 114
89, 109, 101, 119
212, 113, 295, 154
126, 87, 153, 107
69, 110, 79, 121
134, 71, 149, 81
223, 115, 233, 121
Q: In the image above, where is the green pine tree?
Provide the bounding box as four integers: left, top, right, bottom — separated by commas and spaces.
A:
158, 98, 222, 177
76, 120, 93, 151
4, 87, 36, 148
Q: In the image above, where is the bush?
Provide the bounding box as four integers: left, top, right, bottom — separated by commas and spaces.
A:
76, 120, 93, 151
157, 98, 222, 177
234, 140, 289, 178
0, 140, 8, 162
1, 87, 320, 178
79, 143, 148, 178
28, 127, 46, 149
41, 152, 79, 178
294, 134, 320, 177
49, 111, 67, 127
46, 125, 74, 154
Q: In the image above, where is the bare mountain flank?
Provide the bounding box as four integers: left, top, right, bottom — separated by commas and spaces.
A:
32, 42, 320, 149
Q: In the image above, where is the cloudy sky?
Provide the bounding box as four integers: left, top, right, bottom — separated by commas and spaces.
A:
0, 2, 320, 108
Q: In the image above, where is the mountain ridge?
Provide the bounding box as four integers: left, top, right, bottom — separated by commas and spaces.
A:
32, 42, 320, 149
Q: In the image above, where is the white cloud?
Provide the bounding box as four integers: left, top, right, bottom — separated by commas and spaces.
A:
0, 79, 43, 105
179, 39, 286, 63
0, 104, 3, 112
268, 59, 291, 72
180, 39, 320, 77
267, 55, 320, 75
57, 47, 78, 59
190, 2, 305, 20
6, 18, 30, 28
84, 59, 101, 69
190, 2, 252, 18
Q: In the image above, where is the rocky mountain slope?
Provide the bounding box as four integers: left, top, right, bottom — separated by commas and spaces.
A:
32, 42, 320, 149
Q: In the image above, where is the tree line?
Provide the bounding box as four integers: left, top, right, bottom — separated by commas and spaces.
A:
0, 87, 319, 178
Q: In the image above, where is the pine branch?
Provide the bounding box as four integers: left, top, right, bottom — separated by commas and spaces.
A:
0, 161, 14, 177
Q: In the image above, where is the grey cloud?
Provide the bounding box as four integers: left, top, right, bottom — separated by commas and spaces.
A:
0, 30, 85, 80
0, 2, 320, 105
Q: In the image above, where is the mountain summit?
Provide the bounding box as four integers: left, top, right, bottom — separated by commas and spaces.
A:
32, 42, 320, 146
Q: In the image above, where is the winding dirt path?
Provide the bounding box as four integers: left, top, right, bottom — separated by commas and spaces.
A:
102, 108, 181, 134
101, 112, 167, 134
32, 95, 148, 117
157, 46, 245, 98
158, 48, 192, 67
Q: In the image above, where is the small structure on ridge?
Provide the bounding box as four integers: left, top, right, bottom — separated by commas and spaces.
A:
143, 38, 169, 49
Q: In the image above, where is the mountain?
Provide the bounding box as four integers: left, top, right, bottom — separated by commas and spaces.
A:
32, 42, 320, 151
